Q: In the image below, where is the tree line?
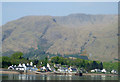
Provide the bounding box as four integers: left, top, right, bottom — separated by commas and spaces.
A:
0, 52, 118, 72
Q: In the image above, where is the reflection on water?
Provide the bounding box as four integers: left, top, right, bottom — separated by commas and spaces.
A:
1, 74, 118, 80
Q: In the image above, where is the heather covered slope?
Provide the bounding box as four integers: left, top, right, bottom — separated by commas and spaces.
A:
2, 14, 118, 61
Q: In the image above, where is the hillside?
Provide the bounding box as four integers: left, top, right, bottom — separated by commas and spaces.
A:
2, 14, 118, 61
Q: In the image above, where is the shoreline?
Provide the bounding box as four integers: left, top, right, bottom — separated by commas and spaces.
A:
0, 70, 118, 76
83, 73, 118, 76
0, 68, 118, 76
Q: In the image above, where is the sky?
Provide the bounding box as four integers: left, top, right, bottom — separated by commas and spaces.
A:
2, 2, 118, 25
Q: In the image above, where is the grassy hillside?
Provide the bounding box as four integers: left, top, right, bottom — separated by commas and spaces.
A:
2, 14, 118, 61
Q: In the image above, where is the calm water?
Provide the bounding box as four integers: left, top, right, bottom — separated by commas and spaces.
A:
1, 74, 118, 80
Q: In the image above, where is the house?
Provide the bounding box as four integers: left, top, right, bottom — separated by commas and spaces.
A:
111, 70, 117, 74
94, 69, 101, 72
47, 63, 51, 71
30, 62, 33, 66
40, 66, 51, 72
54, 64, 61, 68
58, 67, 68, 73
18, 63, 22, 67
91, 69, 101, 73
8, 65, 14, 70
68, 67, 78, 73
8, 62, 37, 71
34, 65, 36, 67
40, 66, 46, 71
91, 69, 95, 72
101, 69, 107, 73
8, 64, 26, 71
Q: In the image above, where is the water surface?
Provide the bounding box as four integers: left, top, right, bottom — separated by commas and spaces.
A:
1, 74, 118, 80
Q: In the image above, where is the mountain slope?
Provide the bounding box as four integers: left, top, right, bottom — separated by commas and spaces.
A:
2, 14, 118, 61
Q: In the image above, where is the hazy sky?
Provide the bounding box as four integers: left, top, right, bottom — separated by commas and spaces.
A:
2, 2, 118, 25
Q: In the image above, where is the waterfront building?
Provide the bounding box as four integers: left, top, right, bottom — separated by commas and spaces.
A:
101, 69, 107, 73
8, 66, 14, 70
68, 67, 78, 73
47, 63, 51, 71
58, 67, 67, 72
94, 69, 101, 72
30, 62, 33, 66
91, 69, 95, 72
54, 64, 61, 68
8, 62, 38, 71
111, 70, 117, 74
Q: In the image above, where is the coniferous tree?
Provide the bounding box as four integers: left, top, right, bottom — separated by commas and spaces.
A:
99, 62, 103, 70
92, 61, 99, 69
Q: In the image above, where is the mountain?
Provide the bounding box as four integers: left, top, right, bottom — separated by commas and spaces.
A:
2, 13, 118, 61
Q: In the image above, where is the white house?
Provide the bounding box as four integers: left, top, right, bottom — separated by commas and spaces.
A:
58, 67, 66, 72
22, 63, 27, 70
18, 63, 22, 67
30, 62, 33, 66
27, 63, 29, 66
47, 63, 50, 68
54, 64, 61, 68
42, 66, 46, 70
101, 69, 107, 73
91, 69, 101, 73
34, 65, 36, 67
111, 70, 117, 74
47, 63, 51, 71
8, 62, 38, 71
14, 65, 16, 67
8, 66, 14, 70
91, 69, 95, 73
68, 67, 77, 73
95, 69, 101, 72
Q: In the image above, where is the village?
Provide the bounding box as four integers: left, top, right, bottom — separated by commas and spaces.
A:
7, 61, 118, 76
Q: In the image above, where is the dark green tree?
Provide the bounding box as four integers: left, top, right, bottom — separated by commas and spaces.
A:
92, 61, 99, 69
43, 56, 48, 66
98, 62, 103, 70
2, 56, 11, 68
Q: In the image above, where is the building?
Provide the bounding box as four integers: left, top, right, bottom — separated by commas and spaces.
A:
54, 64, 61, 68
111, 70, 117, 74
47, 63, 51, 71
101, 69, 107, 73
30, 62, 33, 66
58, 67, 68, 73
91, 69, 95, 73
94, 69, 101, 72
8, 62, 38, 71
68, 67, 77, 73
8, 65, 14, 70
